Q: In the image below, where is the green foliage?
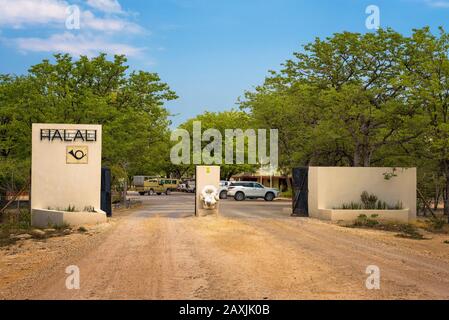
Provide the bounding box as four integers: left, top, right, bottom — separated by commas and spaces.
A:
426, 217, 446, 231
337, 191, 403, 210
350, 215, 424, 240
383, 168, 398, 180
241, 28, 424, 169
340, 202, 363, 210
175, 110, 258, 180
361, 191, 378, 209
353, 214, 379, 227
238, 27, 449, 217
0, 53, 177, 196
65, 205, 77, 212
395, 224, 424, 240
83, 206, 96, 213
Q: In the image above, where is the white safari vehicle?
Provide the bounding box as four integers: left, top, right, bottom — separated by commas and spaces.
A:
227, 181, 280, 201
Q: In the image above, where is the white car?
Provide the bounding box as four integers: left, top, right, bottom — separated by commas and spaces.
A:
227, 181, 280, 201
218, 181, 231, 199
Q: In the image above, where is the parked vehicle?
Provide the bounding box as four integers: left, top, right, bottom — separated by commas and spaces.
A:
185, 180, 196, 193
133, 176, 179, 195
227, 181, 279, 201
219, 181, 231, 199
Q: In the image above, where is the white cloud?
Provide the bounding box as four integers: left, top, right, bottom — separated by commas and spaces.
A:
11, 32, 144, 57
423, 0, 449, 8
0, 0, 149, 60
82, 10, 143, 33
0, 0, 67, 27
0, 0, 142, 33
86, 0, 122, 13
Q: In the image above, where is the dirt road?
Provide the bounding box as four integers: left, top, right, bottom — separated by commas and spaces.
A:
1, 194, 449, 299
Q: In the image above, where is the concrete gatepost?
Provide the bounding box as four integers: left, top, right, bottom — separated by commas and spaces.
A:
195, 166, 220, 217
31, 123, 107, 228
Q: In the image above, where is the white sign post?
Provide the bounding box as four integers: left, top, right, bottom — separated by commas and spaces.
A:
195, 166, 220, 217
31, 123, 106, 228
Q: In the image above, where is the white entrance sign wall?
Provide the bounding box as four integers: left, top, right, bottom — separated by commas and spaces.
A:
31, 123, 106, 227
195, 166, 220, 216
308, 167, 416, 223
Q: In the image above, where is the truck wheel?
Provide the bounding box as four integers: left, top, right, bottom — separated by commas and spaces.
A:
264, 192, 275, 201
138, 192, 145, 196
234, 192, 245, 201
219, 190, 228, 199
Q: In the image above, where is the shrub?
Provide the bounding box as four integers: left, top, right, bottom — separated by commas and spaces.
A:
340, 202, 363, 210
353, 214, 379, 227
338, 192, 403, 211
395, 224, 424, 240
84, 206, 96, 213
66, 205, 77, 212
426, 217, 446, 231
361, 191, 378, 209
349, 215, 425, 240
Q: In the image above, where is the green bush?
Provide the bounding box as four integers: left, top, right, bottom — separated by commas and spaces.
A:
353, 214, 379, 227
338, 192, 403, 211
348, 215, 425, 240
340, 202, 363, 210
426, 217, 446, 231
395, 224, 424, 240
65, 205, 77, 212
361, 191, 378, 209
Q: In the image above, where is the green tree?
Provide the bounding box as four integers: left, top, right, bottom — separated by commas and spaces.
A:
176, 110, 258, 180
0, 53, 177, 203
255, 29, 422, 167
405, 27, 449, 217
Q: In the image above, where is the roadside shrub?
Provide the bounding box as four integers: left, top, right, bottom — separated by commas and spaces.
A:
348, 215, 425, 240
361, 191, 378, 209
84, 206, 96, 213
340, 202, 363, 210
337, 192, 403, 211
395, 224, 424, 240
353, 214, 379, 227
391, 201, 404, 210
280, 189, 293, 199
426, 217, 446, 230
65, 205, 77, 212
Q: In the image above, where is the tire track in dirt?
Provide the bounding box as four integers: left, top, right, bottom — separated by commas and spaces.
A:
228, 210, 449, 299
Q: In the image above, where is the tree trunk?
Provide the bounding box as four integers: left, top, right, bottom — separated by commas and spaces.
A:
445, 178, 449, 219
353, 147, 361, 167
444, 163, 449, 221
353, 144, 371, 167
122, 179, 128, 208
434, 181, 440, 211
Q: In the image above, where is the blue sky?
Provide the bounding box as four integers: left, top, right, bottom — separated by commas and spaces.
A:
1, 0, 449, 126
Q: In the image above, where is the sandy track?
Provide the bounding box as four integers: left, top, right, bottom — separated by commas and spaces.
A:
1, 194, 448, 300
